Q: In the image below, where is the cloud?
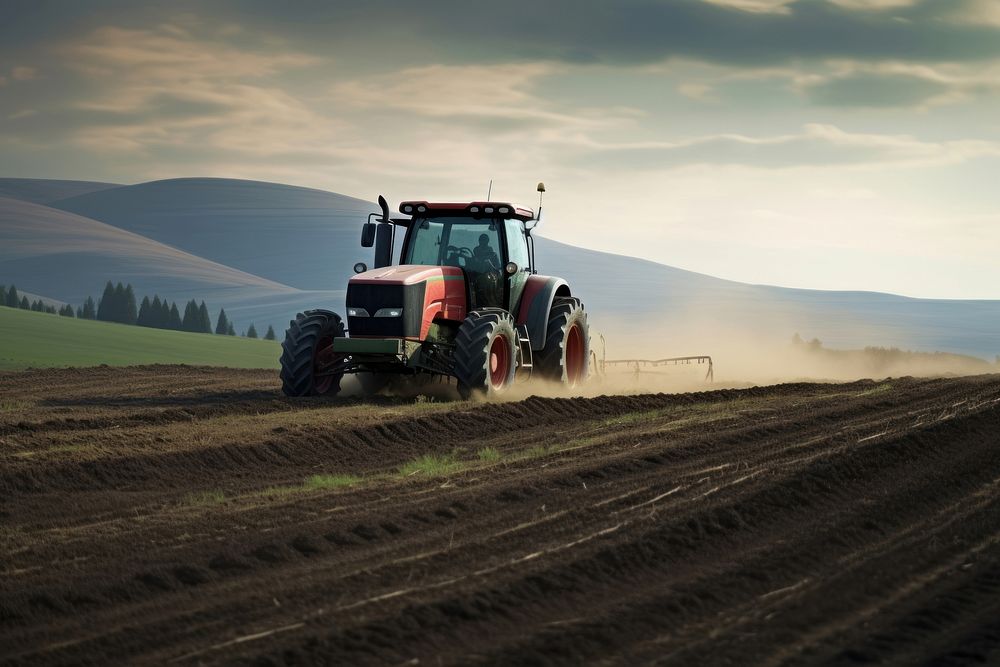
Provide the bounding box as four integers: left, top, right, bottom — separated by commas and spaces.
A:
274, 0, 1000, 67
827, 0, 918, 9
11, 66, 36, 80
65, 24, 319, 84
700, 0, 917, 13
805, 71, 950, 107
60, 23, 341, 159
331, 63, 630, 131
570, 124, 1000, 171
699, 0, 796, 13
943, 0, 1000, 26
799, 60, 1000, 107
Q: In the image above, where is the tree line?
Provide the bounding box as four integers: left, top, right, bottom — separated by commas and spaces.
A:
0, 282, 276, 340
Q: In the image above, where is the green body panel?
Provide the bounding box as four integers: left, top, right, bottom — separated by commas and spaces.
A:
403, 340, 423, 367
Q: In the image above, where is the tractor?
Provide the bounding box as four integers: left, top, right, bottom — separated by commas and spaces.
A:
279, 184, 590, 398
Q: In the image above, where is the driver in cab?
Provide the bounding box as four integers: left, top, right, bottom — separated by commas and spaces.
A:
467, 233, 502, 307
473, 233, 500, 270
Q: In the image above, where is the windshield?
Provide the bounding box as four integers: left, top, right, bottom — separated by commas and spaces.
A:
404, 217, 503, 271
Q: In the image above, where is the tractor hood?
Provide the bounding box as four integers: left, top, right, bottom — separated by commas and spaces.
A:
350, 265, 463, 286
347, 265, 467, 339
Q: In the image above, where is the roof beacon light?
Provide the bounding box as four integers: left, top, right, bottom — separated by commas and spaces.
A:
527, 181, 546, 232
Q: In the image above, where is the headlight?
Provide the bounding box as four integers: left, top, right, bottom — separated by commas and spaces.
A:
373, 308, 402, 317
347, 307, 369, 317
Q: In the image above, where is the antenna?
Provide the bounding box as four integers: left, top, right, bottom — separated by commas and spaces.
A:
487, 179, 493, 200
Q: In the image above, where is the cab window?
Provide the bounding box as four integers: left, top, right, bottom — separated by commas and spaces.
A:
504, 219, 529, 272
403, 220, 445, 265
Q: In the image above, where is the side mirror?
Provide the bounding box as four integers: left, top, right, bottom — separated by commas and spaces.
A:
505, 261, 518, 275
361, 222, 376, 247
353, 262, 368, 274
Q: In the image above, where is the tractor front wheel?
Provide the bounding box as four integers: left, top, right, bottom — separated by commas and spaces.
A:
280, 310, 346, 397
536, 297, 590, 387
453, 311, 518, 399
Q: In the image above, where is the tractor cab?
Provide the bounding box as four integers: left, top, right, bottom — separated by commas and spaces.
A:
395, 203, 534, 313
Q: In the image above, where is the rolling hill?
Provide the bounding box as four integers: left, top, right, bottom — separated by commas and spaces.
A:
52, 178, 375, 291
0, 178, 118, 205
0, 196, 342, 333
1, 177, 997, 364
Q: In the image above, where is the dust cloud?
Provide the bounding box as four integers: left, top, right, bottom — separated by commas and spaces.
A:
343, 310, 997, 401
586, 308, 997, 395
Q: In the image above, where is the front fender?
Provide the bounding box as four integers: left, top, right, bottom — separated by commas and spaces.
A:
516, 275, 570, 350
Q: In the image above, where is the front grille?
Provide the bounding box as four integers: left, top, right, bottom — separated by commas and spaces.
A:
348, 284, 404, 310
349, 316, 405, 337
347, 283, 406, 337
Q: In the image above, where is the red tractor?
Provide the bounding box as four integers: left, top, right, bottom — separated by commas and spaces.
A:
280, 185, 589, 398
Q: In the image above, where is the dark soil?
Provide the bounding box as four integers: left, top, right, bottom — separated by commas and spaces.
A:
2, 366, 999, 665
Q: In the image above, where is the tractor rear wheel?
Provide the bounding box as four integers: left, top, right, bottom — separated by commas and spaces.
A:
280, 310, 346, 397
453, 310, 518, 399
536, 297, 590, 387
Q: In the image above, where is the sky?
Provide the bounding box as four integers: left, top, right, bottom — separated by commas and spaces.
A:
2, 0, 1000, 299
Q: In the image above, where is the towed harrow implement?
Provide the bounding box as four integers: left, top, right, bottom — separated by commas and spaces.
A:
591, 335, 715, 383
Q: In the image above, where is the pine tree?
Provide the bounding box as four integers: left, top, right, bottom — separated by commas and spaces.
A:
112, 283, 127, 323
168, 303, 183, 330
30, 299, 41, 312
197, 301, 211, 333
0, 285, 5, 307
151, 297, 163, 328
161, 300, 173, 329
246, 323, 258, 339
147, 296, 161, 328
227, 322, 236, 336
215, 308, 230, 335
96, 281, 115, 321
123, 284, 138, 325
137, 296, 151, 326
82, 296, 97, 320
19, 296, 30, 309
45, 305, 56, 315
60, 304, 75, 317
264, 325, 276, 341
6, 285, 19, 308
181, 300, 198, 332
76, 306, 84, 318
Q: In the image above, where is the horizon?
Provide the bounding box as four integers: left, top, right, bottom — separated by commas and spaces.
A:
3, 1, 1000, 299
4, 172, 996, 304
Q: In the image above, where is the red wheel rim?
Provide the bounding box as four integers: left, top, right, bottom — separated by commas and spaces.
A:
312, 335, 340, 394
565, 324, 585, 385
489, 334, 510, 390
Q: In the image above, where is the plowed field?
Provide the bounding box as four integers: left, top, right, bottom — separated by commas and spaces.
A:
2, 366, 1000, 665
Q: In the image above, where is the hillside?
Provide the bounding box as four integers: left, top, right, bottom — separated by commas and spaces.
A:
0, 178, 118, 205
0, 306, 279, 370
540, 239, 1000, 360
0, 196, 342, 333
52, 178, 375, 290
